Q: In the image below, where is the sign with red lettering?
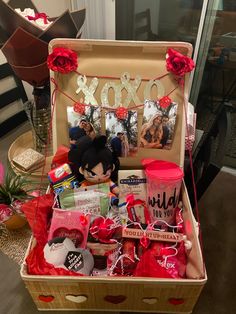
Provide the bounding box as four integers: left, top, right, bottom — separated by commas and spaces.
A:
122, 228, 184, 243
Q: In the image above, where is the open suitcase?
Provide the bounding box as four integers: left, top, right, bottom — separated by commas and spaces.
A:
21, 39, 207, 313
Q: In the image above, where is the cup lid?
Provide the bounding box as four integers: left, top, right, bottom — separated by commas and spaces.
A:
142, 159, 184, 181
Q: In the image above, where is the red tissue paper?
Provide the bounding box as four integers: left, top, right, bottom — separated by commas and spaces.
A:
21, 193, 54, 246
26, 244, 83, 276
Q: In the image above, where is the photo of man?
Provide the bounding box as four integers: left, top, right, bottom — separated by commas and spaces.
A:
106, 111, 138, 158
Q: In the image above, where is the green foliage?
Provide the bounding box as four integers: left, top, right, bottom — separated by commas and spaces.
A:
0, 165, 35, 205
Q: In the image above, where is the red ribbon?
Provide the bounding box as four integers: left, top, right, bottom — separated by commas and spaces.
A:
27, 13, 49, 25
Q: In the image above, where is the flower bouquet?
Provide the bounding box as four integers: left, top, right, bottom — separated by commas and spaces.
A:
0, 0, 86, 152
0, 162, 36, 230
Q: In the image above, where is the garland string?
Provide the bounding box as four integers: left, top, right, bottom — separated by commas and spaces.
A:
75, 70, 169, 82
50, 77, 178, 112
182, 83, 205, 275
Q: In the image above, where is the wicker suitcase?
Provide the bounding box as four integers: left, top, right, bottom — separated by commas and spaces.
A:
21, 39, 207, 313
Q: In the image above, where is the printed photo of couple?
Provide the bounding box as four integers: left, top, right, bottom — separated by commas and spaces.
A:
106, 110, 138, 158
67, 106, 101, 148
140, 100, 178, 150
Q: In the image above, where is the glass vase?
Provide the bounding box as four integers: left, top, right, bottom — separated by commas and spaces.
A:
23, 84, 52, 154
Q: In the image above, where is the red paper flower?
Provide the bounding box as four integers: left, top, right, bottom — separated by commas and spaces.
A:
80, 214, 88, 226
0, 204, 12, 223
159, 96, 172, 108
73, 102, 86, 115
166, 48, 195, 77
115, 107, 128, 120
90, 217, 117, 243
47, 47, 78, 74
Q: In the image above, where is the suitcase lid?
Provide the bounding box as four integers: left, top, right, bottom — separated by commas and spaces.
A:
49, 39, 193, 168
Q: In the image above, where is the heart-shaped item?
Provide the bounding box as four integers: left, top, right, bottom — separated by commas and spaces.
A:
53, 227, 84, 247
65, 294, 87, 303
104, 295, 126, 304
140, 235, 150, 248
38, 295, 54, 303
168, 298, 185, 305
142, 297, 158, 305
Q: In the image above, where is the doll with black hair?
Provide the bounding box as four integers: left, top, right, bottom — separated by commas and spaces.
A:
68, 135, 120, 205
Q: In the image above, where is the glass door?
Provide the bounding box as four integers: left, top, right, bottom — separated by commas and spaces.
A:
116, 0, 204, 47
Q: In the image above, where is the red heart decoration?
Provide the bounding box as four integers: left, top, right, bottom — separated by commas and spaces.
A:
73, 102, 86, 115
159, 96, 172, 108
104, 295, 126, 304
168, 298, 185, 305
140, 235, 150, 248
38, 295, 54, 303
115, 107, 128, 120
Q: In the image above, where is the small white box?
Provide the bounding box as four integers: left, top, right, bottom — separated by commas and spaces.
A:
118, 170, 147, 205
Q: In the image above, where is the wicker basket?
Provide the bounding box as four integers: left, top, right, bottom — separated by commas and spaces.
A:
8, 130, 53, 185
21, 183, 206, 313
3, 213, 27, 230
21, 40, 207, 313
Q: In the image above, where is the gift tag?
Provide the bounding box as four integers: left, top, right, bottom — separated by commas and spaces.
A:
64, 251, 84, 272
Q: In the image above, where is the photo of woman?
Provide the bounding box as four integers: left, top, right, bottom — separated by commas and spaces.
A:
140, 114, 163, 148
85, 122, 96, 140
121, 134, 130, 157
140, 100, 178, 150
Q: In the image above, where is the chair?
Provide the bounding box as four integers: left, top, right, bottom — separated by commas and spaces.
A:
185, 101, 232, 206
0, 62, 28, 137
134, 9, 158, 41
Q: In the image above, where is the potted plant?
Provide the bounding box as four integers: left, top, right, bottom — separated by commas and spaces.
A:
0, 163, 35, 230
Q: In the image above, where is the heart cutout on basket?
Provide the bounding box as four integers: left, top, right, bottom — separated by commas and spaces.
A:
142, 297, 158, 305
65, 294, 88, 303
104, 295, 127, 304
38, 295, 54, 303
168, 298, 185, 305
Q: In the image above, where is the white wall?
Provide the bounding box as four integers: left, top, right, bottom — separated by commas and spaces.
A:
33, 0, 70, 17
71, 0, 115, 39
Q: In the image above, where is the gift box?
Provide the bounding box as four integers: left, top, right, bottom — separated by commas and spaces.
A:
21, 40, 206, 313
48, 163, 79, 194
12, 148, 45, 171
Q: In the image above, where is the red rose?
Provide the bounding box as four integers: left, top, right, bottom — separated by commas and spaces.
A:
47, 47, 78, 74
166, 48, 195, 77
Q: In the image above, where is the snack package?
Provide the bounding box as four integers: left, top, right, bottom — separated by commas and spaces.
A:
48, 209, 90, 248
134, 241, 187, 278
118, 170, 147, 206
58, 189, 109, 217
87, 242, 119, 270
48, 163, 79, 194
108, 239, 138, 276
126, 194, 150, 225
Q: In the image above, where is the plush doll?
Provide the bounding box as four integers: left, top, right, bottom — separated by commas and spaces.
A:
68, 135, 119, 205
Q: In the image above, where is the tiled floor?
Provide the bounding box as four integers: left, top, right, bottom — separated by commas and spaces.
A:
0, 123, 236, 314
